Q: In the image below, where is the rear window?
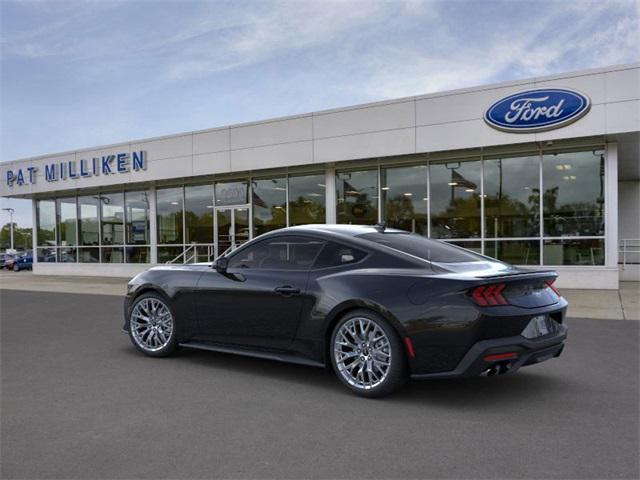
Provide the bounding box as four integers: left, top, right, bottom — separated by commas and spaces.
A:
358, 232, 484, 263
313, 242, 367, 269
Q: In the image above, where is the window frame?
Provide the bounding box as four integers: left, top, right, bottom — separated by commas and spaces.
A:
226, 234, 327, 271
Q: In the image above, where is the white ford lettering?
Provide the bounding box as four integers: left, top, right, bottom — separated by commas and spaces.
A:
504, 97, 565, 123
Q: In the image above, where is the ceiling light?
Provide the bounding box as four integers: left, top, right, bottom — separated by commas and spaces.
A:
317, 183, 325, 188
448, 182, 458, 186
563, 176, 569, 180
403, 192, 413, 196
564, 164, 572, 169
381, 187, 390, 191
422, 197, 429, 201
555, 165, 564, 170
170, 201, 179, 205
570, 175, 576, 180
465, 188, 475, 192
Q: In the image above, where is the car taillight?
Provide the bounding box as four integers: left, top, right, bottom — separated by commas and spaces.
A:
471, 283, 508, 306
545, 279, 562, 297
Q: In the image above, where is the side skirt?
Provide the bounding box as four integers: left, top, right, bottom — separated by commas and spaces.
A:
179, 341, 326, 368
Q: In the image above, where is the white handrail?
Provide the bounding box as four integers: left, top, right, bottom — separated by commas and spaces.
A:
619, 238, 640, 269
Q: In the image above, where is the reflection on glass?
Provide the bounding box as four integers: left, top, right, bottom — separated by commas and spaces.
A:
216, 209, 232, 257
158, 246, 183, 264
288, 174, 326, 226
101, 193, 124, 245
215, 181, 248, 206
37, 247, 57, 262
125, 191, 150, 245
126, 246, 150, 263
234, 208, 250, 248
78, 196, 100, 246
443, 241, 482, 254
543, 150, 605, 236
185, 184, 214, 243
430, 160, 481, 238
101, 247, 124, 263
157, 187, 183, 244
56, 198, 77, 246
78, 247, 99, 263
253, 177, 286, 236
485, 240, 540, 265
484, 155, 540, 238
37, 200, 56, 246
382, 165, 428, 235
543, 238, 604, 265
336, 170, 378, 225
59, 246, 77, 263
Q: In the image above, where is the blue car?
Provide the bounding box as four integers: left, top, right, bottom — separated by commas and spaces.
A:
13, 252, 33, 271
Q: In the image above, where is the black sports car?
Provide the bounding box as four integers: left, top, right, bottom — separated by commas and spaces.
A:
123, 224, 568, 397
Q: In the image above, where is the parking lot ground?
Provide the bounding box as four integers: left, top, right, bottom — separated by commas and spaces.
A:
1, 289, 639, 479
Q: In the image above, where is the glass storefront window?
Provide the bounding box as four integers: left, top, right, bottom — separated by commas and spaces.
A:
443, 240, 482, 254
336, 170, 378, 225
288, 173, 326, 226
58, 246, 77, 263
543, 238, 604, 265
382, 165, 428, 235
543, 150, 605, 237
215, 181, 248, 206
78, 196, 100, 246
125, 191, 150, 245
252, 177, 286, 236
36, 200, 56, 246
157, 246, 183, 264
37, 246, 57, 262
185, 184, 214, 243
430, 160, 481, 238
100, 193, 124, 245
126, 246, 150, 263
157, 187, 183, 244
485, 240, 540, 265
78, 247, 99, 263
484, 155, 540, 238
101, 246, 124, 263
56, 198, 77, 246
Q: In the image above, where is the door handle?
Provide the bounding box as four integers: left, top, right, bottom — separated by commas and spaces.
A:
275, 285, 301, 296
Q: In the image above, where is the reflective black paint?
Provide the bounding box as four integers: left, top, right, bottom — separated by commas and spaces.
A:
123, 225, 568, 376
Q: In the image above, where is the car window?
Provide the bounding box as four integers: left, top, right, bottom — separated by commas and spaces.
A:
358, 232, 485, 263
228, 236, 325, 270
313, 241, 367, 269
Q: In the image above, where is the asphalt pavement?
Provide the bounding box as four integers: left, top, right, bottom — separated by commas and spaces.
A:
1, 289, 638, 479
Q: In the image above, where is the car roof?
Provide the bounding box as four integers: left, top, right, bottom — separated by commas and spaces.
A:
281, 224, 406, 237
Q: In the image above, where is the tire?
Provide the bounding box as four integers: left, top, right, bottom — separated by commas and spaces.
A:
128, 293, 178, 357
330, 309, 408, 398
13, 264, 19, 272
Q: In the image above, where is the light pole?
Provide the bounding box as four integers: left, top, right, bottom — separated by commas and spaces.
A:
2, 207, 15, 251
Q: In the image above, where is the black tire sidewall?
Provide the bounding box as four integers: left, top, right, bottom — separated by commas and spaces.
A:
330, 309, 407, 398
128, 293, 178, 358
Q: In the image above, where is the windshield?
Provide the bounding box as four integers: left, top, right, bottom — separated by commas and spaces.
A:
358, 232, 487, 263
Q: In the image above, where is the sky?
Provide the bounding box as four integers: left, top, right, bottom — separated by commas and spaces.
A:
1, 0, 639, 228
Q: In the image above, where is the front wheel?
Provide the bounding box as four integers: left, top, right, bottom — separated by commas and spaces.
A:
330, 310, 408, 397
12, 264, 19, 272
128, 293, 178, 357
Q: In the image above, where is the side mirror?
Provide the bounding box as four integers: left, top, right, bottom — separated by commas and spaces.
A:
214, 256, 228, 273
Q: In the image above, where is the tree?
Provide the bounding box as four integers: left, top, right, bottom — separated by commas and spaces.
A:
0, 223, 32, 251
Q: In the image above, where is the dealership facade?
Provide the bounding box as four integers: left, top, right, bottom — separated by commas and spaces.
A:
1, 63, 638, 289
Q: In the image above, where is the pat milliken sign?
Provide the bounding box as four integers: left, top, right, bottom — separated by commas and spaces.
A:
5, 151, 147, 187
484, 88, 591, 133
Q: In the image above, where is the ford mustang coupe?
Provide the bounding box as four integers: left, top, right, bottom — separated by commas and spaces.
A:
123, 224, 568, 397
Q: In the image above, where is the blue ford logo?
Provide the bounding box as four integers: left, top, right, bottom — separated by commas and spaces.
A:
484, 88, 591, 133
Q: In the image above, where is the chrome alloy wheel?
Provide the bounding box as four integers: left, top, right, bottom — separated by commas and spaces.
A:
334, 317, 391, 390
130, 297, 174, 352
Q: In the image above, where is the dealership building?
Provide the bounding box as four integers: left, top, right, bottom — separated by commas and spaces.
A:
1, 63, 638, 289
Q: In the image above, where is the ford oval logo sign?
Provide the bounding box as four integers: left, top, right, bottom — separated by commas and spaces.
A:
484, 88, 591, 133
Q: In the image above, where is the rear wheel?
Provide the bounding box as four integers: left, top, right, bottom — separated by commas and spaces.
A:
330, 309, 407, 397
128, 293, 177, 357
12, 263, 19, 272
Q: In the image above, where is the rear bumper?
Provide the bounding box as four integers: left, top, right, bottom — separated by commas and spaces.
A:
410, 323, 567, 380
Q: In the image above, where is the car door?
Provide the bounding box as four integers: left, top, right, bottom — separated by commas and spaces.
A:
194, 235, 325, 351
